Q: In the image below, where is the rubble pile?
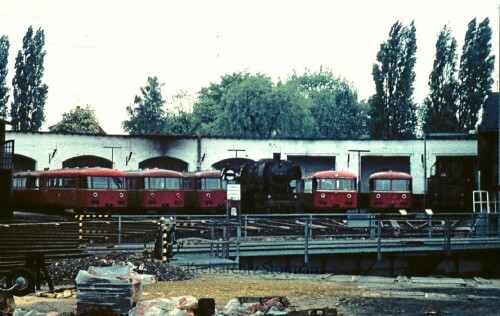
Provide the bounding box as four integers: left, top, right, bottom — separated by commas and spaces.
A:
47, 252, 194, 286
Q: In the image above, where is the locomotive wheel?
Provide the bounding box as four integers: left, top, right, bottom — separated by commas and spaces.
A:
6, 267, 35, 297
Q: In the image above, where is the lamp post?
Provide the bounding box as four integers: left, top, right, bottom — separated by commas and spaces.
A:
348, 149, 370, 212
104, 146, 122, 169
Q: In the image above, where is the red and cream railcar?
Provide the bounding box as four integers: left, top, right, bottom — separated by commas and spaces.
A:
12, 170, 42, 211
369, 171, 412, 211
38, 167, 128, 212
126, 169, 184, 212
300, 170, 357, 212
183, 170, 227, 213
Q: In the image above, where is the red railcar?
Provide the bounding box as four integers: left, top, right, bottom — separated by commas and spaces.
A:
126, 169, 184, 212
37, 168, 128, 213
369, 171, 412, 211
12, 170, 42, 211
183, 170, 227, 213
300, 170, 357, 212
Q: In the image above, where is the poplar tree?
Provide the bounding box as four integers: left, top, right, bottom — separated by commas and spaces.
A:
122, 76, 167, 135
422, 25, 459, 133
0, 35, 10, 119
457, 17, 495, 132
10, 26, 48, 131
370, 21, 418, 140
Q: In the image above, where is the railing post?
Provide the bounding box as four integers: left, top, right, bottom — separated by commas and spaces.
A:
244, 215, 248, 238
304, 217, 309, 264
210, 221, 215, 256
444, 220, 451, 256
428, 215, 432, 238
377, 218, 382, 261
117, 215, 122, 245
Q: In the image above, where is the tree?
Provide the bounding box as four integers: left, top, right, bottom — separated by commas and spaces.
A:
10, 26, 48, 131
0, 35, 9, 119
192, 72, 249, 136
457, 17, 495, 132
122, 76, 167, 135
369, 21, 418, 140
285, 68, 366, 139
196, 71, 314, 138
422, 25, 459, 133
49, 105, 103, 134
163, 90, 197, 136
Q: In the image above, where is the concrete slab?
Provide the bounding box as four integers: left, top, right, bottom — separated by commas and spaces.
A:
411, 277, 466, 285
473, 277, 492, 284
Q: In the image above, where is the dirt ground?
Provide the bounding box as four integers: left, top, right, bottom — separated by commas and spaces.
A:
11, 271, 500, 316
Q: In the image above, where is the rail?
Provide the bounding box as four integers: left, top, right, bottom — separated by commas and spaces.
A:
171, 212, 500, 262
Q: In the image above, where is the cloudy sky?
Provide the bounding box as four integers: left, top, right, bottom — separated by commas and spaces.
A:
1, 0, 499, 134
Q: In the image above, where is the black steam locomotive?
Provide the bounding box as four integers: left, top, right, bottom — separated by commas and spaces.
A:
238, 155, 302, 213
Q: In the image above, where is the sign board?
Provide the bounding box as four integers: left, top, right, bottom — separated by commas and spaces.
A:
227, 184, 241, 201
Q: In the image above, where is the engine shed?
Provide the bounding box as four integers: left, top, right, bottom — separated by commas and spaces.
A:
0, 119, 13, 219
478, 92, 500, 204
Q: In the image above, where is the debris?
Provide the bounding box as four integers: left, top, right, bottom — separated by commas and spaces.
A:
46, 252, 194, 286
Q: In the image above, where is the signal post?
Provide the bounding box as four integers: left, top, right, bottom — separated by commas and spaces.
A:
221, 168, 241, 261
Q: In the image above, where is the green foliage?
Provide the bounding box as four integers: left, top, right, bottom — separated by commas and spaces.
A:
163, 91, 197, 136
193, 72, 249, 136
0, 35, 9, 119
370, 21, 417, 140
10, 26, 48, 131
122, 76, 167, 135
49, 105, 102, 134
193, 71, 315, 138
286, 68, 366, 139
422, 25, 459, 133
458, 17, 495, 132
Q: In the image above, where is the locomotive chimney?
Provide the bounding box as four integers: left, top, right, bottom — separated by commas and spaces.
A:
273, 153, 281, 161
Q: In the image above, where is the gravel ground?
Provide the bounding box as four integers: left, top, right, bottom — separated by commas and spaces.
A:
7, 252, 500, 316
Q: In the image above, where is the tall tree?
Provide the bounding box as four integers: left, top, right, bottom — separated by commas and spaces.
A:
122, 76, 167, 135
10, 26, 48, 131
422, 25, 459, 133
369, 21, 418, 140
457, 17, 495, 132
0, 35, 9, 119
49, 105, 103, 134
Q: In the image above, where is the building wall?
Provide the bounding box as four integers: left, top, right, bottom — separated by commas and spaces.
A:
6, 132, 477, 195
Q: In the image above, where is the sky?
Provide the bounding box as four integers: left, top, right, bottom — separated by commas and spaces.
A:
1, 0, 499, 135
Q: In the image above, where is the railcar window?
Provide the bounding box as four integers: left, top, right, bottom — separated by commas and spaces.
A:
147, 177, 165, 189
200, 178, 221, 190
337, 179, 354, 190
61, 177, 76, 188
13, 177, 26, 188
109, 177, 124, 189
166, 177, 182, 190
373, 179, 391, 191
392, 179, 410, 191
319, 179, 335, 190
92, 176, 108, 189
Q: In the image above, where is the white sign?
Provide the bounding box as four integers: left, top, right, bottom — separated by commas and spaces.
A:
227, 184, 241, 201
